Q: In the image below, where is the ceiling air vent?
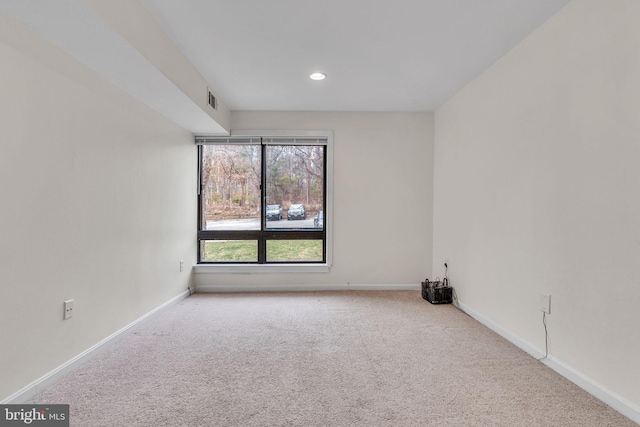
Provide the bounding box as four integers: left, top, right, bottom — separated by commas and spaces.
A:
208, 90, 217, 110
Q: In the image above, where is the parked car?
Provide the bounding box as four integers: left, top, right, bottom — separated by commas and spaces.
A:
287, 204, 306, 220
266, 204, 282, 221
313, 210, 324, 228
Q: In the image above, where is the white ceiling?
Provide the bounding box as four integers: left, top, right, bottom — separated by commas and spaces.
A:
141, 0, 571, 112
1, 0, 572, 132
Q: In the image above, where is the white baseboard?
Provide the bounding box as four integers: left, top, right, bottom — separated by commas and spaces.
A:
2, 289, 191, 404
542, 354, 640, 424
457, 300, 640, 425
195, 283, 421, 292
457, 301, 545, 358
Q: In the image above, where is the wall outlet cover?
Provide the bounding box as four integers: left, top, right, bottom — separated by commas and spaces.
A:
64, 299, 74, 320
540, 294, 551, 314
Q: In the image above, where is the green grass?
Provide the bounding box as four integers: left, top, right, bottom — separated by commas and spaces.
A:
203, 240, 322, 262
203, 240, 257, 262
267, 240, 323, 262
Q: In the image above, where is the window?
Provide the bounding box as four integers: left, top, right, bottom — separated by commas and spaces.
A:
196, 132, 332, 270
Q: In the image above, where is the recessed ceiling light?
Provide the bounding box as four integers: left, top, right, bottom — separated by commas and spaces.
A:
309, 72, 326, 81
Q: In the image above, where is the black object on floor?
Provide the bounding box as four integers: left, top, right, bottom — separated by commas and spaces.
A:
421, 279, 453, 304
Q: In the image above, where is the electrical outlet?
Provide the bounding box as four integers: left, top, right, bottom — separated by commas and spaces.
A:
64, 299, 74, 320
540, 294, 551, 314
180, 260, 184, 272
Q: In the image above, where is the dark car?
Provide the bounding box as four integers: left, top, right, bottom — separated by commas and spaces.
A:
287, 204, 306, 220
313, 210, 324, 228
266, 204, 282, 221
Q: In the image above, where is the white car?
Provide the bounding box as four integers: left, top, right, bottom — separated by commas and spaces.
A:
287, 204, 306, 220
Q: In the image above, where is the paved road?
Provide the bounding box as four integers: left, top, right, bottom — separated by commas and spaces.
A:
205, 217, 317, 230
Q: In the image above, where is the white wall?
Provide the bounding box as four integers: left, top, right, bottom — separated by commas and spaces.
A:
195, 111, 434, 289
86, 0, 231, 133
0, 15, 196, 401
433, 0, 640, 414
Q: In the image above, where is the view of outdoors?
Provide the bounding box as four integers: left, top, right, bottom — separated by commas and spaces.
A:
201, 144, 324, 230
201, 144, 262, 230
199, 143, 325, 262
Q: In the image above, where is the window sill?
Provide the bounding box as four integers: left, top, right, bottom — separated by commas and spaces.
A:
193, 264, 331, 274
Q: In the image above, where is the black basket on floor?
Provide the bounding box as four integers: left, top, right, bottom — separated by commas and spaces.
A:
421, 279, 453, 304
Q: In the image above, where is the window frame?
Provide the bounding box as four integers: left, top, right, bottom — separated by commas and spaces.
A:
194, 130, 333, 274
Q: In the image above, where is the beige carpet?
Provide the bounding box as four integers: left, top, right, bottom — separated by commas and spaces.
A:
29, 291, 636, 426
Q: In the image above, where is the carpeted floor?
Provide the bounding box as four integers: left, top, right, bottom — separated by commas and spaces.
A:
29, 291, 636, 426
